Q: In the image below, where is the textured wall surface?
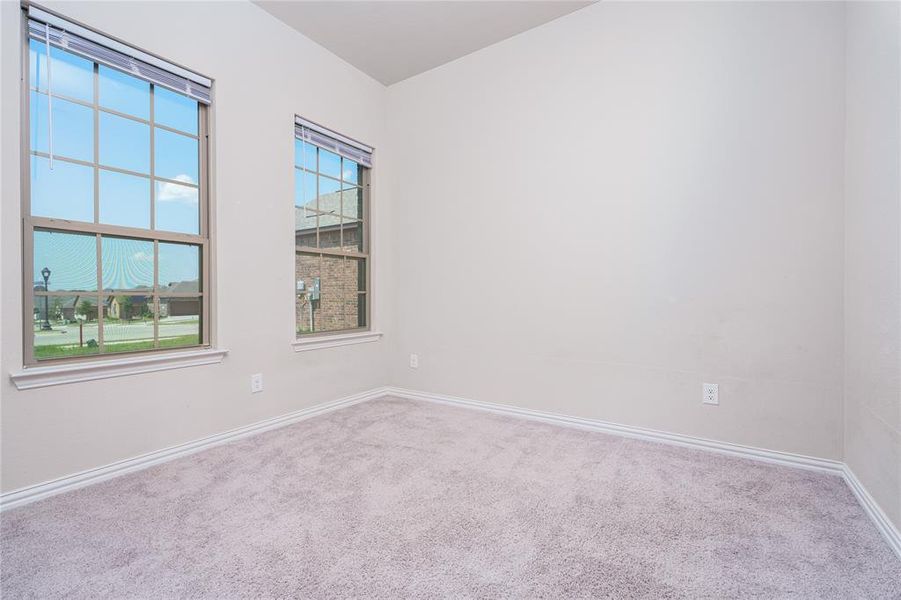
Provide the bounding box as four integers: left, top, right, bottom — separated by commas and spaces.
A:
385, 1, 847, 459
843, 0, 901, 531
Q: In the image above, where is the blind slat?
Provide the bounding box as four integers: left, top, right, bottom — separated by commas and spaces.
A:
27, 12, 211, 105
295, 118, 373, 168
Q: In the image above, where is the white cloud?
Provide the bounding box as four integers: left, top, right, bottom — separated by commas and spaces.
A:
132, 251, 153, 262
157, 174, 198, 203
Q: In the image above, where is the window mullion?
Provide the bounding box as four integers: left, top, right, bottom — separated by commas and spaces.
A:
93, 62, 103, 353
91, 65, 100, 227
153, 240, 159, 349
95, 233, 104, 352
150, 84, 156, 232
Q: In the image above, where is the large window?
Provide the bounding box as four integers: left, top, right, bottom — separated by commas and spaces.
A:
23, 9, 212, 363
295, 119, 372, 336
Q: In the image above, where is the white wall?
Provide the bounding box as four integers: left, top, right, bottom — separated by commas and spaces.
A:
0, 1, 391, 492
844, 1, 901, 530
385, 1, 847, 459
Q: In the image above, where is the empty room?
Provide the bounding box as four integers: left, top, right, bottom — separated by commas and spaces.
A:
1, 0, 900, 597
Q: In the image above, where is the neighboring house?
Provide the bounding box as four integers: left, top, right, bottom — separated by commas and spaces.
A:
295, 190, 364, 333
105, 296, 151, 320
34, 294, 104, 323
159, 281, 200, 318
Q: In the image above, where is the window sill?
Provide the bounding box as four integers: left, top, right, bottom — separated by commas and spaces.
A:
292, 331, 383, 352
9, 348, 229, 390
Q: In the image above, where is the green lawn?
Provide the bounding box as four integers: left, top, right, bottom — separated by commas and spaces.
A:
35, 334, 200, 360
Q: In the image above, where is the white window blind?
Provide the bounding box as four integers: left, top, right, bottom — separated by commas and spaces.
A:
295, 117, 373, 168
27, 6, 211, 104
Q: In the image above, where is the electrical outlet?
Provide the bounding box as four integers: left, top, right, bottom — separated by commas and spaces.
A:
409, 354, 419, 369
703, 382, 718, 405
251, 373, 264, 393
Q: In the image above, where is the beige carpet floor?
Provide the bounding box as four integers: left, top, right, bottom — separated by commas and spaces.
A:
2, 396, 900, 598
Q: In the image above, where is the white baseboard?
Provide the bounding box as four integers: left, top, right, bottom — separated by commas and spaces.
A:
0, 386, 389, 512
385, 386, 844, 475
842, 465, 901, 559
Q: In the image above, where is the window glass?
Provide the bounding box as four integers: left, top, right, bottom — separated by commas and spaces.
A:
102, 295, 155, 353
99, 112, 150, 173
317, 176, 341, 231
154, 86, 198, 135
341, 187, 362, 221
99, 169, 151, 229
30, 92, 93, 162
99, 66, 150, 120
155, 180, 199, 234
101, 236, 154, 292
158, 296, 201, 348
319, 149, 341, 179
154, 128, 198, 183
31, 155, 94, 222
342, 158, 359, 184
295, 139, 317, 170
159, 242, 200, 292
33, 294, 101, 359
29, 40, 93, 102
33, 230, 97, 292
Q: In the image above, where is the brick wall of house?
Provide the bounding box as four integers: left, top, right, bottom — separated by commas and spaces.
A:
295, 249, 363, 334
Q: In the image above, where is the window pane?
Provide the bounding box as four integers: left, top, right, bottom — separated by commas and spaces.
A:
318, 175, 341, 226
342, 158, 359, 184
33, 294, 100, 360
102, 295, 155, 354
155, 180, 199, 234
99, 112, 150, 173
101, 236, 153, 292
295, 139, 317, 170
159, 242, 200, 292
295, 212, 317, 246
356, 293, 367, 328
295, 170, 317, 245
154, 128, 198, 183
295, 253, 319, 335
29, 41, 93, 103
317, 229, 343, 250
316, 255, 359, 332
99, 169, 150, 229
159, 296, 201, 348
30, 155, 94, 222
34, 230, 97, 292
319, 149, 341, 179
346, 258, 366, 328
341, 186, 362, 220
295, 169, 316, 208
154, 86, 198, 135
340, 221, 364, 252
99, 66, 150, 120
30, 92, 93, 162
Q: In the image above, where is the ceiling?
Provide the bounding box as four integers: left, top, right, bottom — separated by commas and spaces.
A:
255, 1, 594, 85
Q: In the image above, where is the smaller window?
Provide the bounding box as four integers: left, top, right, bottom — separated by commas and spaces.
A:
294, 118, 372, 336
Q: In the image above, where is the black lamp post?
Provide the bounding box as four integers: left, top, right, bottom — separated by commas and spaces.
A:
41, 267, 52, 330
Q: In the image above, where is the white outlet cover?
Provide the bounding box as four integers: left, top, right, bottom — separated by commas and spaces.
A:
703, 382, 718, 405
409, 354, 419, 369
251, 373, 264, 393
